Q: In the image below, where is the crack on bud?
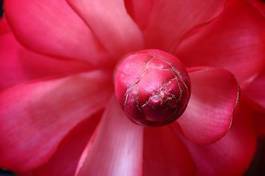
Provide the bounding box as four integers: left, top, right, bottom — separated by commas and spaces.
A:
115, 49, 191, 126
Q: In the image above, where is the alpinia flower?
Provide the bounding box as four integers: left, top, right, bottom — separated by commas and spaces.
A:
0, 0, 264, 175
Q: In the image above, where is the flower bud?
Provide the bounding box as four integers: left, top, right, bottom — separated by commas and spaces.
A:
114, 49, 191, 126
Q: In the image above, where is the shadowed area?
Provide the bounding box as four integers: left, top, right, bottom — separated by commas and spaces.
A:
245, 137, 265, 176
0, 0, 3, 17
0, 169, 15, 176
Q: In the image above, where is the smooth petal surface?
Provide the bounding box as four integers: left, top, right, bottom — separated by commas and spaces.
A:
67, 0, 144, 58
5, 0, 109, 66
248, 0, 265, 17
0, 17, 10, 34
143, 126, 195, 176
243, 70, 265, 135
30, 112, 102, 176
244, 70, 265, 110
144, 0, 226, 50
76, 97, 143, 176
178, 68, 239, 144
124, 0, 153, 30
177, 0, 265, 84
180, 106, 256, 176
0, 71, 112, 171
0, 33, 89, 90
249, 109, 265, 136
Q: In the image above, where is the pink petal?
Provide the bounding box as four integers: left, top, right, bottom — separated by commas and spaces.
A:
244, 70, 265, 110
67, 0, 144, 58
0, 33, 90, 90
243, 70, 265, 135
76, 97, 143, 176
143, 126, 195, 176
0, 71, 112, 171
30, 112, 102, 176
177, 0, 265, 84
249, 109, 265, 136
5, 0, 109, 66
178, 68, 239, 144
0, 17, 10, 34
180, 106, 256, 176
144, 0, 226, 50
124, 0, 153, 30
248, 0, 265, 17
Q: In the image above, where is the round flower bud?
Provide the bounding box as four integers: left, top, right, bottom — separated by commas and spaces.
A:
114, 49, 191, 126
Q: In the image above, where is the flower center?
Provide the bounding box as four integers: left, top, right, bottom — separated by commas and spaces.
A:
114, 49, 191, 126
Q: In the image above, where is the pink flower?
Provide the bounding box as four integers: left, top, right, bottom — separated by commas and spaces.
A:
0, 0, 264, 175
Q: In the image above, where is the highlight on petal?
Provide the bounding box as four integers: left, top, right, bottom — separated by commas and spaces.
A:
0, 71, 112, 172
30, 112, 102, 176
180, 106, 256, 176
144, 0, 226, 50
0, 33, 90, 90
67, 0, 144, 58
178, 68, 239, 144
177, 0, 265, 85
5, 0, 109, 66
76, 97, 143, 176
143, 126, 195, 176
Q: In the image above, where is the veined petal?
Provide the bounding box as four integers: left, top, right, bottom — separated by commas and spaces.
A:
0, 33, 89, 90
30, 112, 102, 176
5, 0, 110, 66
144, 0, 226, 50
177, 0, 265, 84
76, 97, 143, 176
0, 71, 112, 171
143, 126, 195, 176
67, 0, 144, 58
178, 68, 239, 144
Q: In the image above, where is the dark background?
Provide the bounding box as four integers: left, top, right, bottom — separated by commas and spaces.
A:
0, 0, 3, 17
0, 0, 264, 175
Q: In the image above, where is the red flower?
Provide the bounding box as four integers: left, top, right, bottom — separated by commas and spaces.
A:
0, 0, 264, 175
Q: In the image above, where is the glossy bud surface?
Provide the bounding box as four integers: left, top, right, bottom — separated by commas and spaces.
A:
114, 49, 191, 126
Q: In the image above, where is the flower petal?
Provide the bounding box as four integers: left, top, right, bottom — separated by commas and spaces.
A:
144, 0, 226, 50
143, 126, 195, 176
0, 33, 90, 90
177, 0, 265, 84
76, 97, 143, 176
0, 17, 10, 34
124, 0, 153, 30
67, 0, 144, 58
0, 71, 112, 171
248, 0, 265, 17
243, 70, 265, 135
30, 112, 102, 176
180, 106, 256, 176
244, 70, 265, 110
5, 0, 109, 66
178, 68, 239, 144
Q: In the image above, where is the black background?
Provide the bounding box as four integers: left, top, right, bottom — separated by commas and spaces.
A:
0, 0, 3, 17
